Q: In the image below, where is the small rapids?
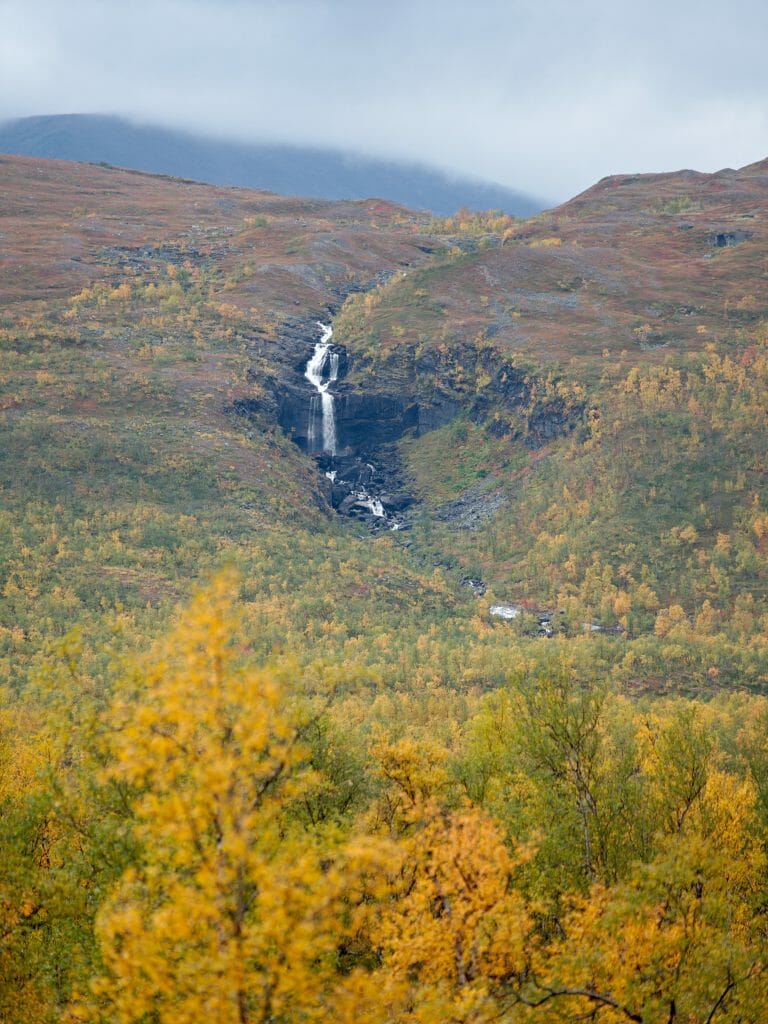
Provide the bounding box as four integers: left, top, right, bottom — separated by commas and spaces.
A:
320, 452, 408, 532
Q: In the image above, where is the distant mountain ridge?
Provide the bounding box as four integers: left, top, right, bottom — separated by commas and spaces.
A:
0, 114, 545, 217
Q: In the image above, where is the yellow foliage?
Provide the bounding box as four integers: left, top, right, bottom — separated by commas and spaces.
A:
87, 574, 378, 1024
373, 807, 533, 1023
529, 235, 562, 248
654, 604, 689, 638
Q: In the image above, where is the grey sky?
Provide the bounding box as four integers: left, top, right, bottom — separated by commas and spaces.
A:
1, 0, 767, 201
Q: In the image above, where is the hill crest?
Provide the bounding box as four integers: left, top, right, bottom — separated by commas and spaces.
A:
0, 113, 546, 217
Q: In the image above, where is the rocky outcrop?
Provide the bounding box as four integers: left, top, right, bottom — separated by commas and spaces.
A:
242, 299, 583, 461
258, 320, 479, 459
317, 447, 414, 532
271, 369, 419, 456
709, 229, 754, 248
332, 390, 419, 453
234, 297, 584, 534
526, 398, 575, 449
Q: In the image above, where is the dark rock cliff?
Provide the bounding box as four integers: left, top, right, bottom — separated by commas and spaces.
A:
233, 307, 583, 529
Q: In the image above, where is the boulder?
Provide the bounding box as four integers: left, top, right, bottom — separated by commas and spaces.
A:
381, 492, 414, 512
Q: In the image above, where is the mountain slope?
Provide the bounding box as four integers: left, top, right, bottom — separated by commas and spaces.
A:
3, 160, 768, 1024
2, 153, 768, 697
0, 114, 546, 217
325, 158, 768, 677
334, 158, 768, 372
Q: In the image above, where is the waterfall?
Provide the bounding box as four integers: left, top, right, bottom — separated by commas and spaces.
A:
307, 395, 320, 450
304, 322, 337, 455
302, 319, 407, 532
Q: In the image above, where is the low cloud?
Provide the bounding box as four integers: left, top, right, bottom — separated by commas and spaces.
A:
2, 0, 767, 200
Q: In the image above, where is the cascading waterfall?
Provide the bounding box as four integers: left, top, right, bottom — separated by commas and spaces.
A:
304, 322, 337, 454
303, 319, 406, 531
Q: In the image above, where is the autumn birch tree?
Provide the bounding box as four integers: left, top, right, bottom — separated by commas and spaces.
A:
83, 575, 369, 1024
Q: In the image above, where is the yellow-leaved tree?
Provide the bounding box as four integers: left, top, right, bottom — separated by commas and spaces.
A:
0, 691, 55, 1024
538, 778, 768, 1023
376, 806, 533, 1024
79, 574, 380, 1024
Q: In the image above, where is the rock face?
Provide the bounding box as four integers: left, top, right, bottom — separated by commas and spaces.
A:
274, 380, 420, 456
526, 398, 575, 449
709, 229, 754, 248
317, 447, 413, 532
242, 304, 582, 460
332, 390, 419, 453
234, 304, 583, 531
260, 318, 471, 464
233, 312, 424, 529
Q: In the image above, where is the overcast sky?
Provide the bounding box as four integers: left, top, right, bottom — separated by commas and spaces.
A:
1, 0, 767, 201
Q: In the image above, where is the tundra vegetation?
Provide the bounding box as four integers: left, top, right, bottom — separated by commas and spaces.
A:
3, 155, 768, 1021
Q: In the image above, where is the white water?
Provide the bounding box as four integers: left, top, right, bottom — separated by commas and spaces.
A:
305, 322, 337, 454
305, 321, 403, 531
490, 604, 521, 620
355, 494, 386, 517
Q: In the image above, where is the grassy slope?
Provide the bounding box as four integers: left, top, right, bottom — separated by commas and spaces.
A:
0, 156, 480, 690
327, 164, 768, 687
334, 160, 768, 369
3, 155, 768, 696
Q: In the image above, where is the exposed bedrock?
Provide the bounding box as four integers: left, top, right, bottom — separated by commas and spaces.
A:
274, 381, 419, 456
267, 349, 572, 457
317, 447, 415, 533
234, 309, 583, 531
238, 303, 582, 454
